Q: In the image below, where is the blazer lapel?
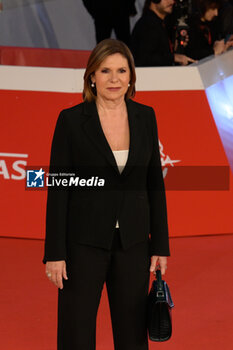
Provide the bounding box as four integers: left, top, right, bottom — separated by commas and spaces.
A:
121, 99, 141, 177
82, 100, 141, 177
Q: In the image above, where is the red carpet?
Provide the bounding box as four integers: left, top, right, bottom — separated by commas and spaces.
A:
1, 234, 233, 350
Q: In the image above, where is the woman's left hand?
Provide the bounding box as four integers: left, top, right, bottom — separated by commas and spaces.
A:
150, 256, 167, 275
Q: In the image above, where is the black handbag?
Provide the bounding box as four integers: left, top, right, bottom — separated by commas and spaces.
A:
147, 269, 174, 342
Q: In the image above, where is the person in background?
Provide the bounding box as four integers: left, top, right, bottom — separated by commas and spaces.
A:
130, 0, 196, 66
218, 0, 233, 44
82, 0, 137, 45
185, 0, 232, 60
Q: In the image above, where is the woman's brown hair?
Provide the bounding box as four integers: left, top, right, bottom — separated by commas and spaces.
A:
195, 0, 222, 17
83, 39, 136, 102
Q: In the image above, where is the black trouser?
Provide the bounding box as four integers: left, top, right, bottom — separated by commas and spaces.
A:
94, 14, 131, 45
57, 229, 150, 350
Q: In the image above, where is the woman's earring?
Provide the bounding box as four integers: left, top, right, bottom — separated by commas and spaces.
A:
91, 82, 95, 88
128, 83, 131, 87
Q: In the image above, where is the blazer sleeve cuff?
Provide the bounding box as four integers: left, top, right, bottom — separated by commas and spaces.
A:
42, 254, 67, 264
149, 244, 170, 257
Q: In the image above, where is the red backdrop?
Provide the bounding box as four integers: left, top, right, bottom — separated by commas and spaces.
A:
0, 89, 232, 239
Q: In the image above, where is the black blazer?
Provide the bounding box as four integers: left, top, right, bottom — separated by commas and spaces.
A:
43, 99, 170, 263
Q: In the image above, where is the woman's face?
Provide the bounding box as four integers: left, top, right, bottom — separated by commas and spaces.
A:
91, 53, 131, 103
203, 7, 218, 21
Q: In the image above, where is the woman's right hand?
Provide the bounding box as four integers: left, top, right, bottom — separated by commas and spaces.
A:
45, 260, 68, 289
213, 40, 225, 55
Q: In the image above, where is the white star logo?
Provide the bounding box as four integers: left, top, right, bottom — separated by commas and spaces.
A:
34, 168, 45, 181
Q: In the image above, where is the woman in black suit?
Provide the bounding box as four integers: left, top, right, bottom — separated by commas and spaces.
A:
44, 39, 170, 350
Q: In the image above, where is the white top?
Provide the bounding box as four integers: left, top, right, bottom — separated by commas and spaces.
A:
112, 149, 129, 174
112, 149, 129, 228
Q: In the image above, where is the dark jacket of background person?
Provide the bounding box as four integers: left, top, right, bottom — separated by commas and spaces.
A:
218, 0, 233, 38
43, 99, 170, 263
82, 0, 137, 44
82, 0, 136, 18
130, 9, 174, 67
185, 15, 219, 60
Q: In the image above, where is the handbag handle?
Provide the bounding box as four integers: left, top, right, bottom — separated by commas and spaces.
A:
156, 269, 164, 294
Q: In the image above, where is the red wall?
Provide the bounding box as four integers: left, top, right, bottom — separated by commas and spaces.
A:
0, 89, 232, 239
